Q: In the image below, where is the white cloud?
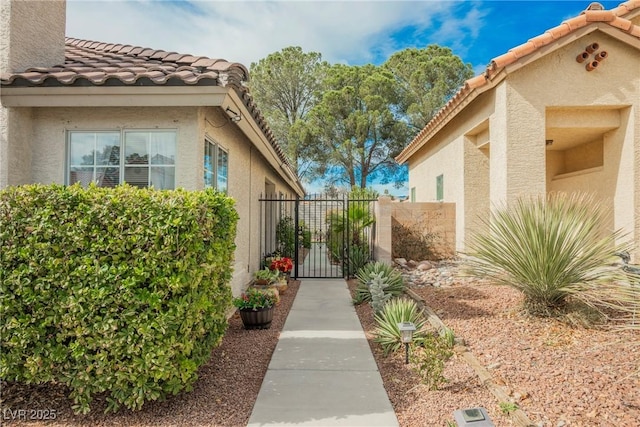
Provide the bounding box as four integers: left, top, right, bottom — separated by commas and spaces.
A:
66, 0, 472, 67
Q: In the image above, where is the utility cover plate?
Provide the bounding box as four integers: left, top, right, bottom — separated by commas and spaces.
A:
453, 407, 495, 427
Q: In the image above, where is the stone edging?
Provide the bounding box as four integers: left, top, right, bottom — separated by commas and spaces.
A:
405, 288, 537, 427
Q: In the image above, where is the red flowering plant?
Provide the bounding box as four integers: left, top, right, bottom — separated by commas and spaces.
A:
270, 256, 293, 274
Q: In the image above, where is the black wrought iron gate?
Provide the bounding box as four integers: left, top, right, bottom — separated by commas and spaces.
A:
259, 194, 377, 278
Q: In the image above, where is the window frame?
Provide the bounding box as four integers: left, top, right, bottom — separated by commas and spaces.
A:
204, 137, 229, 193
66, 129, 177, 189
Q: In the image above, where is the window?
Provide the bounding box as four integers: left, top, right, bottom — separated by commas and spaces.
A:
68, 130, 176, 189
410, 187, 416, 203
204, 139, 228, 192
436, 174, 444, 201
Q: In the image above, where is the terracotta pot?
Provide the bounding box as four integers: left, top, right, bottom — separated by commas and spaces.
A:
239, 306, 274, 329
275, 280, 288, 294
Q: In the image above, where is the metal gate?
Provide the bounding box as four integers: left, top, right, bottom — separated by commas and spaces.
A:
259, 194, 377, 278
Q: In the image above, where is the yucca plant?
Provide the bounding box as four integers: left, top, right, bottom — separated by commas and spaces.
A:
465, 192, 630, 318
353, 261, 405, 304
346, 245, 370, 278
373, 298, 429, 355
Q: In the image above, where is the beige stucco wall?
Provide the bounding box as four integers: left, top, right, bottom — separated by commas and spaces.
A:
512, 32, 638, 256
15, 105, 299, 296
0, 0, 66, 74
406, 29, 638, 259
0, 0, 66, 189
408, 91, 495, 250
29, 107, 199, 186
199, 107, 299, 295
0, 107, 33, 187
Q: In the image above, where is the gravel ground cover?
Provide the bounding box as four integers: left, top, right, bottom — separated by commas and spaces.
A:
3, 268, 639, 427
349, 260, 640, 427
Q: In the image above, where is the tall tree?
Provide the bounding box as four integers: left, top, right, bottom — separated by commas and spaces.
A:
304, 63, 410, 188
249, 46, 327, 178
384, 44, 474, 131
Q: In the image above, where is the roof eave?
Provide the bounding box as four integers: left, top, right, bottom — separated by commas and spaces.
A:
395, 11, 640, 164
0, 85, 229, 107
224, 90, 305, 197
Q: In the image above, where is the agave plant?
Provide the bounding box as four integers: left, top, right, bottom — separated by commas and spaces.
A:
373, 298, 429, 355
353, 261, 405, 304
465, 192, 630, 317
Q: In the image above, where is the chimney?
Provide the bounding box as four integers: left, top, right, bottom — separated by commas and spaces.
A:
1, 0, 66, 74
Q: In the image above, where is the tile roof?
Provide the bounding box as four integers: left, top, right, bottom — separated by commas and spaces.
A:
1, 37, 296, 175
1, 37, 249, 87
396, 1, 640, 163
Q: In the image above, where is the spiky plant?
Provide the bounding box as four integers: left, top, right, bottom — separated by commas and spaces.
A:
346, 245, 370, 278
370, 273, 392, 313
373, 298, 429, 355
353, 261, 405, 304
465, 193, 630, 317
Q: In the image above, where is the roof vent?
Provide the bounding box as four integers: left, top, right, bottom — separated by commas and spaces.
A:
586, 2, 604, 10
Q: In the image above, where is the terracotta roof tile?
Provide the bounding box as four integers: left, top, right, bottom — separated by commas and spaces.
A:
546, 23, 572, 39
510, 42, 538, 59
177, 55, 203, 64
528, 33, 555, 47
465, 75, 488, 89
1, 37, 296, 175
610, 16, 633, 30
585, 10, 616, 21
190, 58, 219, 68
566, 14, 589, 30
396, 0, 640, 163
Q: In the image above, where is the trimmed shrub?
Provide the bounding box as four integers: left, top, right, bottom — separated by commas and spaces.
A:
0, 184, 238, 413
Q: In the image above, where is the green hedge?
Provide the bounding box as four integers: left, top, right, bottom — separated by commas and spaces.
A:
0, 184, 238, 413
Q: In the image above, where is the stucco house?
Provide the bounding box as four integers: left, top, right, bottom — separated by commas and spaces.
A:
0, 0, 304, 295
396, 1, 640, 261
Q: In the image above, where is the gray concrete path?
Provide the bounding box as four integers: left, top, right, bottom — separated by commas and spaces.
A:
247, 279, 399, 427
294, 242, 341, 278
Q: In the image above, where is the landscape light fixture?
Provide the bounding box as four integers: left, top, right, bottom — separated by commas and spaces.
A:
225, 106, 242, 122
397, 322, 416, 364
453, 407, 495, 426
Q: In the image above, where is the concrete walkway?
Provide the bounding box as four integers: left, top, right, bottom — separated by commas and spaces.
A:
247, 279, 399, 427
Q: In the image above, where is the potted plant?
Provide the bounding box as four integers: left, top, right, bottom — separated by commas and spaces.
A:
233, 287, 278, 329
270, 256, 293, 276
269, 256, 293, 293
253, 267, 279, 286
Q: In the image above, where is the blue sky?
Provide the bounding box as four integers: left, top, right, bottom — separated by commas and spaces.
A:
66, 0, 623, 195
